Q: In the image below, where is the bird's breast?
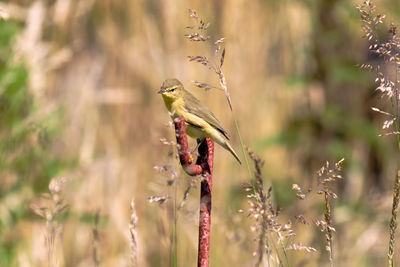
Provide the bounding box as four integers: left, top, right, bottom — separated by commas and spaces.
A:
169, 98, 186, 118
186, 124, 207, 139
166, 98, 208, 140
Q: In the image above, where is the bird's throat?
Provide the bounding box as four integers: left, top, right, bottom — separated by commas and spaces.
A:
162, 94, 174, 112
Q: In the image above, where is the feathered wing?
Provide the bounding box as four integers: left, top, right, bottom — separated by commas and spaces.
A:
182, 89, 241, 164
183, 91, 230, 140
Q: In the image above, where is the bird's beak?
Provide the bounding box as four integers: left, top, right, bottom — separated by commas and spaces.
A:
157, 88, 165, 94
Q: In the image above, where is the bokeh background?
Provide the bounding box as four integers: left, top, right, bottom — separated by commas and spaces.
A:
1, 0, 400, 266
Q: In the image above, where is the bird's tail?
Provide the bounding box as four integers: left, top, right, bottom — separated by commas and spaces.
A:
223, 141, 242, 164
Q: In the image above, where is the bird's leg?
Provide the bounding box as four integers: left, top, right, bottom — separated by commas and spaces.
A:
191, 139, 206, 156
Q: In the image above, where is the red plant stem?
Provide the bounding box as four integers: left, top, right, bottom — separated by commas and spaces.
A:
196, 138, 213, 267
173, 118, 214, 267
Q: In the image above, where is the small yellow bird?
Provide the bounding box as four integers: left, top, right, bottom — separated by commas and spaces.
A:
158, 78, 241, 164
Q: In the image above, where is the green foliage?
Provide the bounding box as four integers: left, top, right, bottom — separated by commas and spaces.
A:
0, 19, 70, 266
258, 106, 383, 162
0, 22, 63, 194
272, 178, 297, 208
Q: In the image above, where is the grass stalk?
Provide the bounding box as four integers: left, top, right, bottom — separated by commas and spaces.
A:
129, 201, 138, 267
93, 210, 100, 267
357, 2, 400, 265
388, 82, 400, 267
174, 181, 178, 267
388, 171, 400, 266
324, 192, 334, 267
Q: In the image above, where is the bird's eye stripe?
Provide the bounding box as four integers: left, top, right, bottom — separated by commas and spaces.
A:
168, 86, 178, 91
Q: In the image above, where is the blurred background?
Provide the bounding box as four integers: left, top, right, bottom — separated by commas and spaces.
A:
1, 0, 400, 266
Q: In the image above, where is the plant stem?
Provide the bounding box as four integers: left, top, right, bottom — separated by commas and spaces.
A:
173, 118, 214, 267
232, 111, 253, 181
388, 67, 400, 266
388, 171, 400, 266
174, 181, 178, 267
325, 192, 334, 267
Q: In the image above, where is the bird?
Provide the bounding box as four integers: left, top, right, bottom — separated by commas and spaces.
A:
158, 78, 241, 164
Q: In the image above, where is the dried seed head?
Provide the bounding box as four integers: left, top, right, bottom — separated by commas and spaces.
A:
49, 177, 67, 195
148, 195, 170, 204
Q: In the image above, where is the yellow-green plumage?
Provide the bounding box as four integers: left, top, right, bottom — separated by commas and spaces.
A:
158, 78, 241, 164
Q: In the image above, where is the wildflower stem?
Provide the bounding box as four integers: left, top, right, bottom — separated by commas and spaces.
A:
282, 241, 290, 267
232, 111, 253, 181
324, 191, 334, 267
388, 77, 400, 266
174, 181, 178, 267
393, 67, 400, 153
388, 171, 400, 266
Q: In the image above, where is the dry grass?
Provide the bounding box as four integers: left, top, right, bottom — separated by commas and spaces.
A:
129, 200, 138, 267
358, 1, 400, 265
244, 147, 316, 266
30, 177, 68, 266
1, 0, 400, 266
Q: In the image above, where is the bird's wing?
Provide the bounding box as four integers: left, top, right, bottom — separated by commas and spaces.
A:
183, 91, 229, 140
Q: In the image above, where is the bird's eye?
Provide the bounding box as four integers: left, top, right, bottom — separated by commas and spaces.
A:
169, 87, 176, 92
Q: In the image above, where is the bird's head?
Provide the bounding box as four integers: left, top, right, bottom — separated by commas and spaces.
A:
158, 79, 184, 100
